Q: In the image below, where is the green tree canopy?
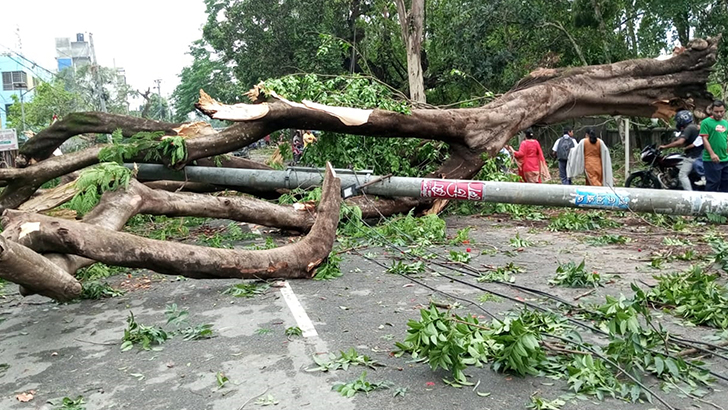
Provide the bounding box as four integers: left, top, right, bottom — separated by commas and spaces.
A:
174, 0, 728, 111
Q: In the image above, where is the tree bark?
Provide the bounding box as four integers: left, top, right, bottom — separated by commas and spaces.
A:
348, 196, 423, 219
0, 236, 82, 301
143, 180, 222, 193
394, 0, 426, 104
134, 180, 316, 232
27, 179, 149, 280
13, 174, 317, 299
1, 165, 340, 282
0, 147, 103, 211
17, 113, 181, 166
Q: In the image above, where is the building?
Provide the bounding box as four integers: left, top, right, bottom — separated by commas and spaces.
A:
55, 33, 92, 71
0, 54, 38, 130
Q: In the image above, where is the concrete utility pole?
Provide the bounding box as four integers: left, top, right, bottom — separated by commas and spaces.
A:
154, 79, 163, 120
89, 33, 107, 113
131, 164, 728, 217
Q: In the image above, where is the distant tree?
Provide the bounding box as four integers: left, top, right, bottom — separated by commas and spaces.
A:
58, 65, 134, 114
6, 80, 89, 132
7, 65, 133, 132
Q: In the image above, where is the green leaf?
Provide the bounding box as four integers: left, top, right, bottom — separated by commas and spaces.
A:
665, 358, 679, 378
120, 341, 133, 352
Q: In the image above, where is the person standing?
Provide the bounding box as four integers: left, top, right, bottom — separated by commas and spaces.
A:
303, 130, 317, 147
701, 100, 728, 192
292, 130, 304, 164
659, 110, 703, 190
507, 129, 550, 183
567, 129, 613, 187
552, 127, 576, 184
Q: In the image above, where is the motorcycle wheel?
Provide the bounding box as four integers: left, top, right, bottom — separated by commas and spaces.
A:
625, 172, 661, 189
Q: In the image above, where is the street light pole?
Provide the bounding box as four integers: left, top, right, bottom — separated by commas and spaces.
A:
131, 164, 728, 218
13, 82, 33, 133
19, 91, 25, 132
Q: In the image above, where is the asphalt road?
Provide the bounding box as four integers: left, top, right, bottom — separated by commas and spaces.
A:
1, 215, 726, 410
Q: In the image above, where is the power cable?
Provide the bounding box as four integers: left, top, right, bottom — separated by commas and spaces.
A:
0, 43, 58, 77
337, 182, 728, 386
342, 213, 681, 407
352, 249, 496, 319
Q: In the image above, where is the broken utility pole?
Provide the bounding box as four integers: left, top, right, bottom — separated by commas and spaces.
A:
132, 164, 728, 217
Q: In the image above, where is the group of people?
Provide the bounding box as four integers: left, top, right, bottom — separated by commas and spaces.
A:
655, 100, 728, 193
504, 99, 728, 193
505, 127, 613, 187
691, 100, 728, 193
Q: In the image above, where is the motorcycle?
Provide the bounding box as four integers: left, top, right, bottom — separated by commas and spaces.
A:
625, 144, 705, 190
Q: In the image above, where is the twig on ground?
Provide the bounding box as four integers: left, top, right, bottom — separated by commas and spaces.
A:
239, 387, 270, 410
573, 289, 596, 301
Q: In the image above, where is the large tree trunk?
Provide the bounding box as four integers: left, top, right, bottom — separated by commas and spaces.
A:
394, 0, 426, 104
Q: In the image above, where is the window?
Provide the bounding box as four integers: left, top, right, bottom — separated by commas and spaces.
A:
4, 104, 12, 115
2, 71, 28, 91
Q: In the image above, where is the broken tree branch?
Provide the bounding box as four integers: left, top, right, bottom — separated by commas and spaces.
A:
196, 37, 718, 156
0, 236, 81, 301
1, 164, 341, 282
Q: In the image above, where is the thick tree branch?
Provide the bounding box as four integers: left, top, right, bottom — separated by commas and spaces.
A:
18, 112, 182, 166
133, 180, 315, 232
0, 147, 102, 210
0, 236, 82, 301
1, 165, 340, 281
198, 37, 718, 157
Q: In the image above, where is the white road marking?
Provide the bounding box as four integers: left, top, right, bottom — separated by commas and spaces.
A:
279, 281, 318, 338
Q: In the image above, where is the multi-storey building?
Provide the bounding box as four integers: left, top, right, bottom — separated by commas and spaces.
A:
55, 33, 92, 71
0, 55, 37, 130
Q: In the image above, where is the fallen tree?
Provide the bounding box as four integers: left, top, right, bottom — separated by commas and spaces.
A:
0, 37, 719, 300
2, 37, 718, 212
0, 164, 340, 301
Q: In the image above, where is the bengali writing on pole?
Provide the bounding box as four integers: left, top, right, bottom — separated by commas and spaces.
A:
420, 180, 485, 201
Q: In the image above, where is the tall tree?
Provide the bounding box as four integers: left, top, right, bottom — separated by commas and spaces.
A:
58, 65, 133, 114
172, 41, 244, 121
394, 0, 426, 103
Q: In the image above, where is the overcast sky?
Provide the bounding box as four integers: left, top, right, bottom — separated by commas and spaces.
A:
0, 0, 207, 102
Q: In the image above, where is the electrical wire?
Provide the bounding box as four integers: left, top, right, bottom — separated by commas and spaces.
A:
0, 43, 58, 77
288, 166, 728, 388
337, 183, 728, 387
352, 249, 496, 319
340, 212, 683, 408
